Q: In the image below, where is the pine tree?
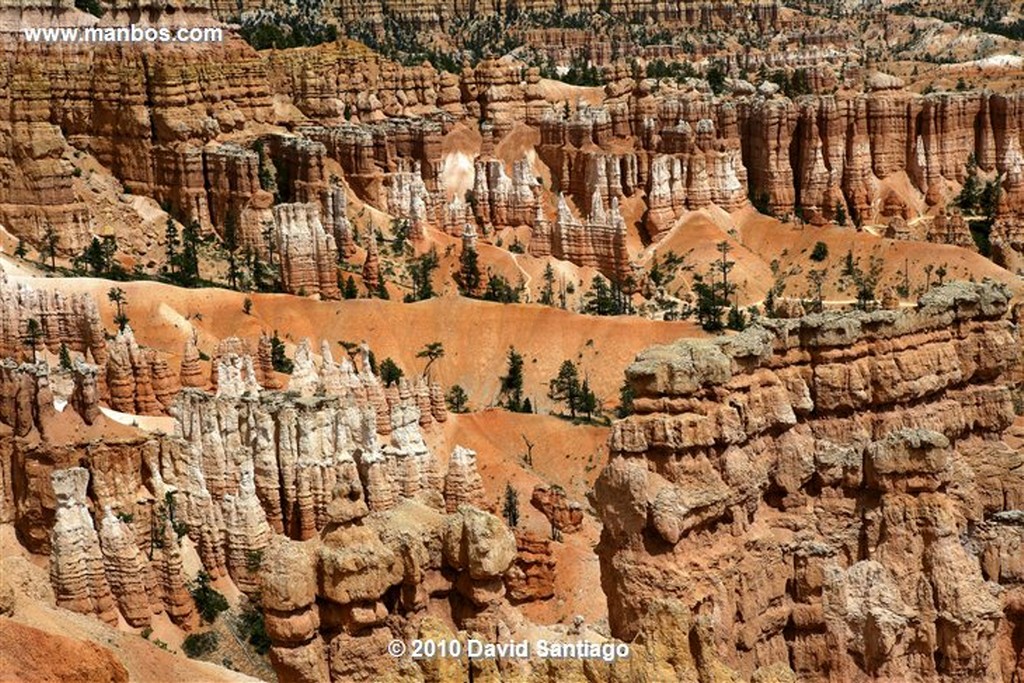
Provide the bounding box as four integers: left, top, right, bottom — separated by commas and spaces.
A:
270, 331, 293, 373
582, 275, 616, 315
459, 246, 481, 296
180, 220, 201, 285
549, 360, 582, 417
79, 237, 107, 276
693, 275, 723, 332
502, 484, 519, 528
223, 210, 241, 290
616, 380, 634, 418
714, 241, 736, 308
41, 223, 60, 271
343, 275, 359, 299
108, 288, 129, 331
165, 217, 180, 278
726, 305, 746, 331
579, 377, 597, 420
445, 385, 469, 413
499, 347, 526, 412
957, 154, 982, 214
59, 343, 72, 371
834, 202, 847, 226
408, 249, 439, 302
540, 263, 555, 305
24, 318, 41, 363
416, 342, 445, 378
14, 240, 27, 259
379, 358, 403, 386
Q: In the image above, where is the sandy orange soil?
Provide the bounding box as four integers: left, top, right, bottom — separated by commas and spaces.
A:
8, 270, 699, 413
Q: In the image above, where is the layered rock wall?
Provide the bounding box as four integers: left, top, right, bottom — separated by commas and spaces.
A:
596, 280, 1024, 681
0, 266, 106, 365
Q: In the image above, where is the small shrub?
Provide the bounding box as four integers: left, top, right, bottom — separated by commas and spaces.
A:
183, 631, 219, 659
810, 242, 829, 262
379, 357, 403, 386
190, 570, 229, 623
445, 385, 469, 413
245, 549, 263, 572
238, 606, 272, 655
242, 297, 253, 315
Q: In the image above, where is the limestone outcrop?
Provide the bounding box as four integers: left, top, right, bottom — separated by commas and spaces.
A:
48, 468, 118, 625
531, 484, 584, 534
505, 531, 556, 603
0, 266, 106, 365
272, 203, 341, 300
595, 280, 1023, 680
0, 360, 57, 437
443, 446, 486, 513
104, 326, 178, 415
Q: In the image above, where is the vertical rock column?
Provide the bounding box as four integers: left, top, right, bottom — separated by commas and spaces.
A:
49, 468, 119, 625
97, 506, 154, 627
261, 537, 330, 683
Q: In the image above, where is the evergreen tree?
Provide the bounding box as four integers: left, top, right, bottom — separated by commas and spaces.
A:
539, 263, 555, 305
459, 245, 481, 295
390, 218, 410, 256
549, 360, 581, 418
41, 223, 60, 271
808, 269, 826, 313
714, 241, 736, 307
763, 286, 777, 318
59, 343, 72, 371
957, 154, 982, 214
24, 318, 41, 363
379, 357, 403, 386
270, 331, 293, 373
834, 202, 847, 226
376, 276, 390, 300
14, 240, 27, 259
582, 275, 616, 315
579, 377, 597, 420
165, 217, 180, 278
810, 242, 829, 262
223, 210, 241, 289
726, 305, 746, 331
842, 250, 856, 277
445, 385, 469, 413
407, 249, 439, 302
343, 275, 359, 299
190, 570, 229, 624
499, 347, 526, 412
502, 484, 520, 528
483, 274, 521, 303
107, 287, 129, 332
79, 237, 107, 276
180, 220, 201, 285
692, 275, 723, 332
416, 342, 445, 378
616, 380, 634, 418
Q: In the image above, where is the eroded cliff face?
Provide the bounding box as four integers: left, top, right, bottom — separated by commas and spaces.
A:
0, 269, 179, 416
595, 280, 1024, 681
4, 9, 1024, 282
